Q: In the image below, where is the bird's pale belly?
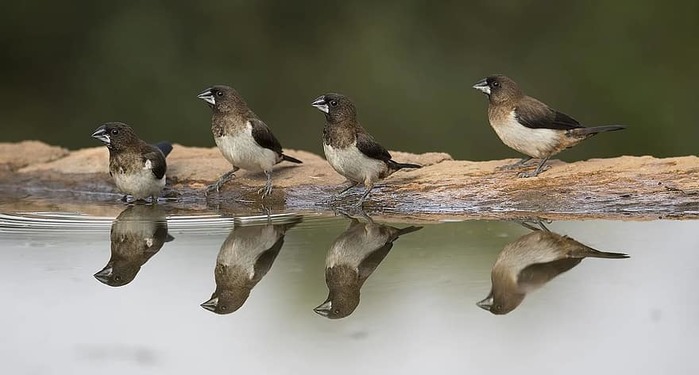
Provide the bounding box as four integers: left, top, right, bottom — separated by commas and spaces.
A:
215, 133, 278, 172
323, 143, 387, 184
491, 113, 566, 158
113, 169, 165, 199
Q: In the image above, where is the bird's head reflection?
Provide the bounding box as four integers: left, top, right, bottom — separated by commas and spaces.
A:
478, 220, 628, 315
201, 216, 301, 315
94, 205, 173, 287
315, 211, 422, 319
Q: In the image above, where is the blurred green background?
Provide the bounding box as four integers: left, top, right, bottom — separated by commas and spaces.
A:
1, 0, 697, 160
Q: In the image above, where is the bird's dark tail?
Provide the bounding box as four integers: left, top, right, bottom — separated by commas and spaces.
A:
388, 160, 422, 170
575, 125, 626, 136
154, 142, 173, 157
282, 154, 302, 164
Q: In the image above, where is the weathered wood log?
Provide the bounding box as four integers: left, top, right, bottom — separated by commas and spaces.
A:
0, 141, 697, 220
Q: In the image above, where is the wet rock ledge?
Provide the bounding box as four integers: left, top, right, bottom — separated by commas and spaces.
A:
0, 141, 697, 220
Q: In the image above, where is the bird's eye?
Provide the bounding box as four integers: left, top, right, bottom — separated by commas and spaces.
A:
334, 309, 340, 314
110, 129, 119, 135
220, 305, 227, 311
114, 276, 121, 281
492, 81, 500, 87
216, 91, 223, 97
330, 100, 338, 106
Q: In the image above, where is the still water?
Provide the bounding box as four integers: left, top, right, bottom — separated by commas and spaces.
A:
1, 206, 697, 374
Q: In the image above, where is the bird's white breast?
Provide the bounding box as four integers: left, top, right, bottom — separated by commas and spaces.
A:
323, 142, 387, 185
491, 111, 563, 159
113, 168, 165, 200
215, 121, 279, 172
217, 225, 281, 278
326, 224, 390, 269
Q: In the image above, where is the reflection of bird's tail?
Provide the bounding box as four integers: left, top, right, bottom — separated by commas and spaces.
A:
155, 142, 174, 157
583, 245, 630, 259
388, 160, 422, 170
574, 125, 626, 136
397, 226, 423, 236
282, 154, 303, 164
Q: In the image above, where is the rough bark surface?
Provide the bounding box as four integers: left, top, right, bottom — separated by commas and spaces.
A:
1, 141, 697, 220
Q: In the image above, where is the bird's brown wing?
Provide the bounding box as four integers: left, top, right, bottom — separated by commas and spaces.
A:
515, 96, 583, 130
142, 145, 167, 180
356, 132, 392, 162
250, 118, 283, 155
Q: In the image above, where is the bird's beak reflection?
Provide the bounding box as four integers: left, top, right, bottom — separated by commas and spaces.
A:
476, 295, 493, 311
200, 297, 219, 312
313, 300, 332, 317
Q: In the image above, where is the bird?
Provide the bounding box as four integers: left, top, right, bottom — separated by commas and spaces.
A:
91, 122, 173, 202
200, 217, 301, 315
473, 74, 626, 177
314, 212, 422, 319
94, 205, 174, 287
311, 93, 422, 207
477, 221, 629, 315
197, 85, 302, 197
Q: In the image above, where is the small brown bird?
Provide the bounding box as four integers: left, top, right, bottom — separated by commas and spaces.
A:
197, 85, 302, 197
314, 212, 422, 319
91, 122, 173, 202
473, 75, 625, 177
201, 218, 301, 315
311, 93, 421, 207
94, 205, 174, 287
477, 221, 629, 315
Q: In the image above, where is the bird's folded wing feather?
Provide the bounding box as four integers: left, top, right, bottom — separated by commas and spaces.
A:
250, 118, 283, 155
515, 97, 583, 130
356, 132, 392, 162
142, 146, 167, 180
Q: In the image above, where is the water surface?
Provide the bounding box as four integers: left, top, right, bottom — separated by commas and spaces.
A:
1, 207, 697, 374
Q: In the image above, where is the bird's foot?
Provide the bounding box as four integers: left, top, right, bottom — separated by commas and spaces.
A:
206, 174, 235, 195
517, 165, 550, 178
497, 158, 534, 170
257, 184, 273, 198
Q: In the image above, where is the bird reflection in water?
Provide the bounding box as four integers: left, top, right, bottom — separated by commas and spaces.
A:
94, 205, 174, 287
314, 212, 422, 319
201, 214, 302, 315
478, 220, 629, 315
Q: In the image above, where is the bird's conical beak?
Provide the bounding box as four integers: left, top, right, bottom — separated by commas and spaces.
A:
311, 96, 329, 113
472, 78, 490, 95
313, 300, 332, 317
91, 125, 110, 145
93, 266, 113, 284
200, 297, 219, 312
476, 295, 493, 311
197, 88, 216, 105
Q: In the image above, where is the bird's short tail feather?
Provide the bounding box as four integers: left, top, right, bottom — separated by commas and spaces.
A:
388, 160, 422, 170
282, 154, 303, 164
154, 142, 173, 157
575, 125, 626, 136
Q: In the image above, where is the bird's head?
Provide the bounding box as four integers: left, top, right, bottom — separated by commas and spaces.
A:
311, 93, 357, 123
91, 122, 139, 151
200, 289, 250, 315
476, 288, 525, 315
197, 85, 246, 113
472, 74, 522, 105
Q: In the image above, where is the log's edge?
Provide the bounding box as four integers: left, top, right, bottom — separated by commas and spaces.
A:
0, 141, 697, 221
